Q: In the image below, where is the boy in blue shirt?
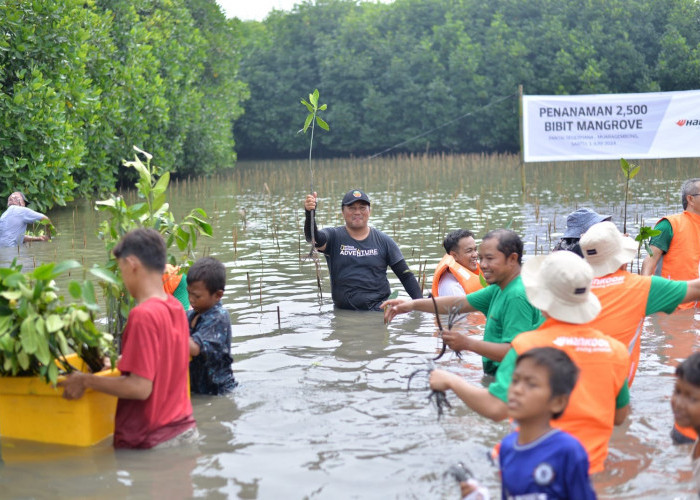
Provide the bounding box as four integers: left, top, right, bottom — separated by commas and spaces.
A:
187, 257, 237, 395
499, 347, 596, 500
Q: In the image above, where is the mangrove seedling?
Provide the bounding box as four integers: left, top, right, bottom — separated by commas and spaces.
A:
95, 146, 212, 344
635, 225, 662, 263
0, 259, 116, 385
620, 158, 640, 235
299, 89, 330, 297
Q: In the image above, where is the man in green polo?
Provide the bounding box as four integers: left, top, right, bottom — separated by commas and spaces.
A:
383, 229, 543, 375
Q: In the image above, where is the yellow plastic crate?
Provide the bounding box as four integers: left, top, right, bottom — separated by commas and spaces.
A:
0, 354, 119, 447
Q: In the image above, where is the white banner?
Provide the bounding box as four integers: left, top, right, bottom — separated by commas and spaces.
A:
523, 89, 700, 162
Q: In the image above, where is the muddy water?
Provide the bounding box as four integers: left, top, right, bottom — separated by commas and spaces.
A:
0, 154, 698, 499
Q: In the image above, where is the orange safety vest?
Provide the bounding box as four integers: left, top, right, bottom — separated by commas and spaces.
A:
431, 255, 484, 297
512, 319, 630, 473
589, 269, 651, 387
163, 264, 183, 295
659, 212, 700, 309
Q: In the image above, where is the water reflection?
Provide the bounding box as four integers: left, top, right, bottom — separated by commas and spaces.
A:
0, 155, 698, 498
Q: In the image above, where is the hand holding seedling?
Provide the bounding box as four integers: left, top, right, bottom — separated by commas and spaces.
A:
304, 192, 318, 211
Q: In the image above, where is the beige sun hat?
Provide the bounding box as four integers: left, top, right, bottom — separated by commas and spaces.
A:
579, 221, 637, 277
521, 251, 601, 324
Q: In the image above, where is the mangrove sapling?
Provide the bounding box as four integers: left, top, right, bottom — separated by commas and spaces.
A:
0, 259, 116, 385
95, 146, 212, 344
620, 158, 640, 235
299, 89, 330, 298
635, 226, 661, 273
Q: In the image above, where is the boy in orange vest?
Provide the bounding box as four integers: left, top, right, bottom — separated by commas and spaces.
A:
429, 251, 630, 473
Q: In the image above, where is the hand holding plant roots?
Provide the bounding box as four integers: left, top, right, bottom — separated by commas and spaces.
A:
431, 296, 466, 361
407, 362, 452, 421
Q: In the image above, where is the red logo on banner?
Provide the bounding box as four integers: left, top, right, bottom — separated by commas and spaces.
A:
677, 119, 687, 126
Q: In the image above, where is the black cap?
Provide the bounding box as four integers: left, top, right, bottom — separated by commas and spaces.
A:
341, 189, 370, 206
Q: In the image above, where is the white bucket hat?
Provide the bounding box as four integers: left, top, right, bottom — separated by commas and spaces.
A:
521, 251, 601, 324
579, 221, 637, 277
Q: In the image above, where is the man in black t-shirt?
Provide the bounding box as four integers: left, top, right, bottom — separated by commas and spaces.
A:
304, 189, 422, 310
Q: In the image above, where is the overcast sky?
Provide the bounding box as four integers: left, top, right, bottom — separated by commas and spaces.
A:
216, 0, 299, 21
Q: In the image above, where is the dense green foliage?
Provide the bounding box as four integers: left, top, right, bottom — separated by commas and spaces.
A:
95, 147, 212, 340
0, 0, 248, 211
235, 0, 700, 158
0, 259, 115, 384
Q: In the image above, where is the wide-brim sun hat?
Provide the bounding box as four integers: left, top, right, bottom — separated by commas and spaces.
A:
579, 221, 637, 277
562, 208, 611, 238
521, 251, 601, 324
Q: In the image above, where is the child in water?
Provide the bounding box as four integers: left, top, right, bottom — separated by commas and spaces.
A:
671, 351, 700, 492
456, 347, 595, 499
499, 347, 596, 499
187, 257, 237, 395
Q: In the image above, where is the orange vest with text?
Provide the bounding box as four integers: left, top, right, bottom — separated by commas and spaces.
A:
660, 212, 700, 309
512, 319, 630, 473
431, 255, 484, 297
589, 269, 651, 387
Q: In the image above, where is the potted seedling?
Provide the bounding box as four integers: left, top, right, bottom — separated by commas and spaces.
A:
0, 258, 119, 446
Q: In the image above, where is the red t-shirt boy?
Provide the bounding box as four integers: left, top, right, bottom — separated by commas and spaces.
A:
60, 228, 196, 448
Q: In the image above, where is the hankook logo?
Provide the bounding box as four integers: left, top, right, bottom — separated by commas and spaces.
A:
676, 119, 700, 126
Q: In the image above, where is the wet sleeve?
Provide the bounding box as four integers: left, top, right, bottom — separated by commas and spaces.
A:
648, 219, 673, 253
465, 285, 496, 315
191, 312, 231, 361
615, 380, 630, 409
304, 210, 327, 247
488, 348, 518, 403
646, 276, 687, 314
390, 259, 422, 299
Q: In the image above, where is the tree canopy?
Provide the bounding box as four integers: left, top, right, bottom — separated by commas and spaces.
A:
0, 0, 249, 211
235, 0, 700, 159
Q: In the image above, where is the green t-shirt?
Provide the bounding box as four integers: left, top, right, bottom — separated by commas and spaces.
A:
649, 218, 673, 254
465, 275, 544, 375
646, 276, 687, 314
173, 273, 191, 310
489, 347, 630, 408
